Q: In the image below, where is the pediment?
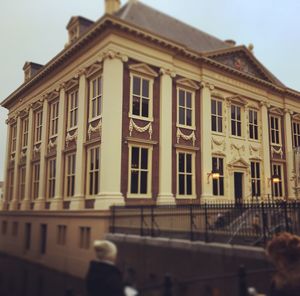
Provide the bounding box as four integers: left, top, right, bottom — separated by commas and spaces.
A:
85, 62, 102, 78
269, 107, 283, 116
226, 95, 247, 106
176, 78, 199, 90
211, 91, 225, 100
65, 77, 79, 91
228, 158, 249, 169
207, 48, 276, 84
129, 63, 158, 77
45, 90, 59, 102
293, 113, 300, 121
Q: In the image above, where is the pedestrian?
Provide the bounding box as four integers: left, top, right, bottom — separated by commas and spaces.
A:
266, 232, 300, 296
252, 214, 261, 235
86, 240, 125, 296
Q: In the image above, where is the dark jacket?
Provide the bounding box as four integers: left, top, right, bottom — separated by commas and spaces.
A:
270, 272, 300, 296
86, 260, 125, 296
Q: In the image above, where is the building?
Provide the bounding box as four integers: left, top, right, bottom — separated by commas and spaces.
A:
1, 0, 300, 277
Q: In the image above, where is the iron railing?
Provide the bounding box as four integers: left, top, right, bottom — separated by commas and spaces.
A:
110, 200, 300, 246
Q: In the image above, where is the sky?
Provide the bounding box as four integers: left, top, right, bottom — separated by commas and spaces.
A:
0, 0, 300, 180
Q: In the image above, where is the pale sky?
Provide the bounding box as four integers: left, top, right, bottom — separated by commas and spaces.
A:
0, 0, 300, 179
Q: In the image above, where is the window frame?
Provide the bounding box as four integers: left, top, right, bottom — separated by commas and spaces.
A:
129, 73, 154, 121
272, 163, 284, 198
176, 87, 195, 130
32, 162, 40, 200
127, 143, 153, 198
21, 117, 29, 149
292, 121, 300, 148
176, 150, 196, 199
11, 124, 17, 153
211, 98, 223, 133
68, 89, 79, 131
65, 153, 76, 198
212, 156, 225, 196
19, 166, 26, 200
88, 74, 103, 122
86, 146, 100, 197
34, 109, 43, 144
47, 158, 56, 199
49, 100, 59, 138
249, 109, 259, 141
231, 104, 242, 137
269, 115, 282, 146
250, 161, 261, 197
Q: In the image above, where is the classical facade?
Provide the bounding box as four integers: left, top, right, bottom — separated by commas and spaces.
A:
1, 0, 300, 277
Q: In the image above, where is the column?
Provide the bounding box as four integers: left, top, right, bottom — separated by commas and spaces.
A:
50, 87, 67, 210
200, 82, 213, 200
35, 99, 49, 210
9, 116, 22, 210
21, 108, 34, 210
284, 108, 295, 199
260, 101, 272, 199
157, 69, 175, 204
70, 72, 87, 210
95, 52, 126, 209
0, 123, 11, 210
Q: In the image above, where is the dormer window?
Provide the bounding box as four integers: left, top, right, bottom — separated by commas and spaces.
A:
66, 16, 94, 45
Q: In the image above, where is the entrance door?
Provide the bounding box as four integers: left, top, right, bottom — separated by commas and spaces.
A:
234, 172, 243, 204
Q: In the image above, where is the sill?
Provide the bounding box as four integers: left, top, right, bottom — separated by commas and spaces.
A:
127, 193, 152, 199
176, 124, 196, 131
67, 126, 78, 133
174, 144, 199, 151
212, 131, 225, 137
248, 138, 260, 143
129, 114, 154, 122
229, 135, 244, 140
175, 194, 197, 199
271, 143, 282, 148
88, 116, 102, 124
49, 134, 58, 139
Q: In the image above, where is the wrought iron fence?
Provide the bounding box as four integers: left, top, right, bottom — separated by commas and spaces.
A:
110, 200, 300, 246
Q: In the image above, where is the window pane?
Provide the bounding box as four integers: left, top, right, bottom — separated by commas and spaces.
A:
213, 179, 218, 195
218, 117, 222, 132
132, 96, 140, 116
133, 77, 140, 95
140, 171, 148, 194
142, 79, 149, 97
131, 147, 139, 169
179, 174, 185, 194
186, 109, 192, 126
131, 171, 139, 193
219, 178, 224, 195
237, 122, 241, 136
231, 121, 236, 135
179, 90, 185, 106
212, 116, 216, 131
211, 100, 216, 114
186, 175, 192, 195
94, 172, 99, 194
179, 153, 185, 172
186, 154, 192, 173
141, 148, 148, 170
217, 101, 222, 116
179, 107, 185, 125
186, 92, 192, 108
142, 99, 149, 117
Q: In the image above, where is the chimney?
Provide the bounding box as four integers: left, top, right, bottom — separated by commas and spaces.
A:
224, 39, 236, 47
66, 16, 94, 45
105, 0, 121, 14
23, 62, 43, 82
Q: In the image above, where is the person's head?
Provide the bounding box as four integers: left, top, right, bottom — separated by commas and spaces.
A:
93, 240, 118, 263
266, 232, 300, 270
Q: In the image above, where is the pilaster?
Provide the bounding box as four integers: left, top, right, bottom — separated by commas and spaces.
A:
34, 99, 49, 210
157, 68, 175, 204
200, 82, 214, 200
50, 87, 66, 210
95, 51, 126, 209
10, 116, 22, 210
21, 108, 34, 210
70, 72, 87, 210
284, 108, 295, 199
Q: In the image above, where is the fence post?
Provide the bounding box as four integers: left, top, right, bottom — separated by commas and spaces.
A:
151, 205, 154, 237
204, 202, 209, 243
189, 204, 194, 241
111, 205, 115, 233
163, 274, 173, 296
140, 206, 144, 236
238, 265, 247, 296
283, 200, 290, 232
260, 202, 267, 245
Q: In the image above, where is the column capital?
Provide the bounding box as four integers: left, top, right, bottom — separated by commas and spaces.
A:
259, 100, 270, 108
56, 82, 66, 92
99, 50, 128, 63
200, 81, 214, 91
284, 108, 293, 116
75, 68, 87, 79
159, 68, 176, 78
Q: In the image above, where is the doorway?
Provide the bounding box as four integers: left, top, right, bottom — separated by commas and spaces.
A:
234, 172, 243, 204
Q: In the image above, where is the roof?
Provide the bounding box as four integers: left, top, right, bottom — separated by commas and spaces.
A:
115, 1, 231, 53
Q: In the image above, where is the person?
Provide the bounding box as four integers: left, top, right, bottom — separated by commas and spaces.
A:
214, 213, 225, 229
86, 240, 125, 296
252, 214, 261, 235
266, 232, 300, 296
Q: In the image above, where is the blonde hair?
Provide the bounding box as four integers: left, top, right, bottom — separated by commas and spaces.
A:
93, 240, 118, 262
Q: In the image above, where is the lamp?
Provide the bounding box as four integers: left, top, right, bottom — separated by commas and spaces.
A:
268, 174, 281, 186
207, 169, 220, 184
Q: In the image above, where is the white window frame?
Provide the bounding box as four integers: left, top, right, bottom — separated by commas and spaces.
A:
250, 161, 261, 197
65, 153, 76, 197
177, 87, 195, 130
11, 124, 17, 153
129, 74, 154, 121
127, 144, 152, 198
32, 162, 40, 200
212, 156, 225, 196
22, 117, 29, 148
211, 98, 223, 133
49, 100, 59, 138
68, 90, 78, 130
176, 150, 196, 199
272, 163, 284, 198
48, 158, 56, 199
292, 121, 300, 148
231, 104, 242, 137
19, 166, 26, 200
86, 146, 100, 197
89, 75, 102, 122
270, 115, 282, 146
34, 110, 43, 144
249, 109, 259, 140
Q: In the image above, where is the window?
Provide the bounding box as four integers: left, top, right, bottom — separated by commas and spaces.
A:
212, 157, 224, 196
272, 164, 283, 197
11, 124, 17, 153
66, 153, 76, 197
48, 158, 56, 198
32, 162, 40, 200
24, 223, 31, 251
35, 110, 43, 144
79, 227, 90, 249
251, 162, 261, 197
177, 88, 194, 128
293, 121, 300, 148
270, 115, 281, 145
22, 117, 29, 148
12, 222, 18, 237
1, 221, 7, 235
131, 75, 152, 119
57, 225, 67, 245
19, 166, 26, 200
68, 90, 78, 129
49, 101, 59, 137
231, 105, 242, 136
249, 109, 258, 140
7, 169, 14, 201
177, 151, 194, 196
87, 146, 100, 196
211, 99, 223, 133
128, 145, 152, 196
40, 224, 47, 255
89, 76, 102, 121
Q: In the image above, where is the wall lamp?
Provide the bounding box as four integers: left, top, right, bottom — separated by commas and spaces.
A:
268, 174, 280, 185
207, 170, 220, 184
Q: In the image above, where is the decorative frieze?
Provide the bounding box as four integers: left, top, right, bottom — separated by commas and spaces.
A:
231, 143, 245, 157
66, 129, 78, 146
211, 136, 226, 151
129, 118, 153, 140
88, 119, 102, 140
98, 49, 128, 63
271, 146, 284, 158
176, 128, 196, 146
48, 137, 57, 150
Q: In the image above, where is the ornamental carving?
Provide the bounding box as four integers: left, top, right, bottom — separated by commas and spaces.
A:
33, 144, 41, 153
249, 144, 260, 156
176, 128, 196, 146
66, 130, 78, 146
231, 143, 245, 157
271, 146, 283, 158
211, 137, 226, 151
98, 50, 128, 63
88, 120, 102, 140
48, 138, 57, 150
129, 119, 153, 140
